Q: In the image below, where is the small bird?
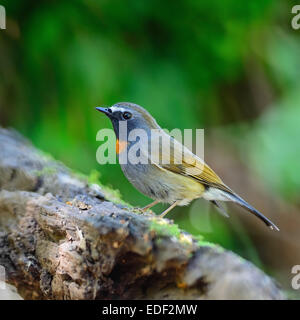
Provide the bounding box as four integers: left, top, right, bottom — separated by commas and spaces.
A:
96, 102, 279, 231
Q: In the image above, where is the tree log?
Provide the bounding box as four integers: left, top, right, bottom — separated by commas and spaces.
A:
0, 128, 284, 299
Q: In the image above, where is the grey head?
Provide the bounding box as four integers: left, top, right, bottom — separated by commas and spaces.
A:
96, 102, 160, 137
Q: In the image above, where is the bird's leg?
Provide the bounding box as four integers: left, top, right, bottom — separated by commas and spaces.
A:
141, 200, 159, 213
159, 201, 179, 218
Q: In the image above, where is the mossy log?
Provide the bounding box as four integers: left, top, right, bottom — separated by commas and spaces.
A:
0, 128, 284, 299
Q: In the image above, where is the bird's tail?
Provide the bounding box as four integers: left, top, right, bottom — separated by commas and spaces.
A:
205, 187, 279, 231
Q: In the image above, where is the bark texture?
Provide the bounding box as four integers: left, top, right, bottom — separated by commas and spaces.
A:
0, 128, 284, 299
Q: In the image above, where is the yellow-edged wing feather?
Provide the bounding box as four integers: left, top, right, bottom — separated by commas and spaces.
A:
149, 131, 232, 193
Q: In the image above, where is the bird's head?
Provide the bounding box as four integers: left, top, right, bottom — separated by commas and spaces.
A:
96, 102, 159, 135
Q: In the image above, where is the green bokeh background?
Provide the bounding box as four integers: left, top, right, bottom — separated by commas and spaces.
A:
1, 0, 300, 293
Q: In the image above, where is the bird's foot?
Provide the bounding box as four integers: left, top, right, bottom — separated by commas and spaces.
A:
132, 207, 153, 215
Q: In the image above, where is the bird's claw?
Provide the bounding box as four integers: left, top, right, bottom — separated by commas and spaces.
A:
134, 207, 155, 215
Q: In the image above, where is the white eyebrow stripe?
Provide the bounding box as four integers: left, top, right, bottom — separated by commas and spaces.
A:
110, 106, 125, 113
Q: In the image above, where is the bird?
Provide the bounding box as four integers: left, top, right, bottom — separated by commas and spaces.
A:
96, 102, 279, 231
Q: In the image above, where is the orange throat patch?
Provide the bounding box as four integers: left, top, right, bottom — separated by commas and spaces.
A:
116, 139, 128, 154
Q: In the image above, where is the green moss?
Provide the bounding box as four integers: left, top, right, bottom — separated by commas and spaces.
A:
33, 166, 58, 177
197, 240, 218, 248
192, 234, 212, 247
87, 169, 132, 206
149, 219, 182, 239
149, 218, 219, 250
192, 234, 204, 243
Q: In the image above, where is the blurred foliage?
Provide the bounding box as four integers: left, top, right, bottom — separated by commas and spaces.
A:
1, 0, 300, 281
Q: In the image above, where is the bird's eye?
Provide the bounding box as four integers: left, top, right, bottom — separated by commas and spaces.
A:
107, 108, 112, 113
123, 111, 132, 120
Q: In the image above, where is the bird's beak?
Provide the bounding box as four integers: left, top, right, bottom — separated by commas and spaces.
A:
95, 106, 111, 117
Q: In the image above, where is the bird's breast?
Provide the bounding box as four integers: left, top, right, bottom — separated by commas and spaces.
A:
116, 139, 128, 154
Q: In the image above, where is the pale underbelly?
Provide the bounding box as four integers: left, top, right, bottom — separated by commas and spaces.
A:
121, 163, 205, 205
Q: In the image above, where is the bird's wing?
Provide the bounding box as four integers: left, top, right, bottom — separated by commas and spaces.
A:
161, 155, 231, 192
149, 132, 232, 193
